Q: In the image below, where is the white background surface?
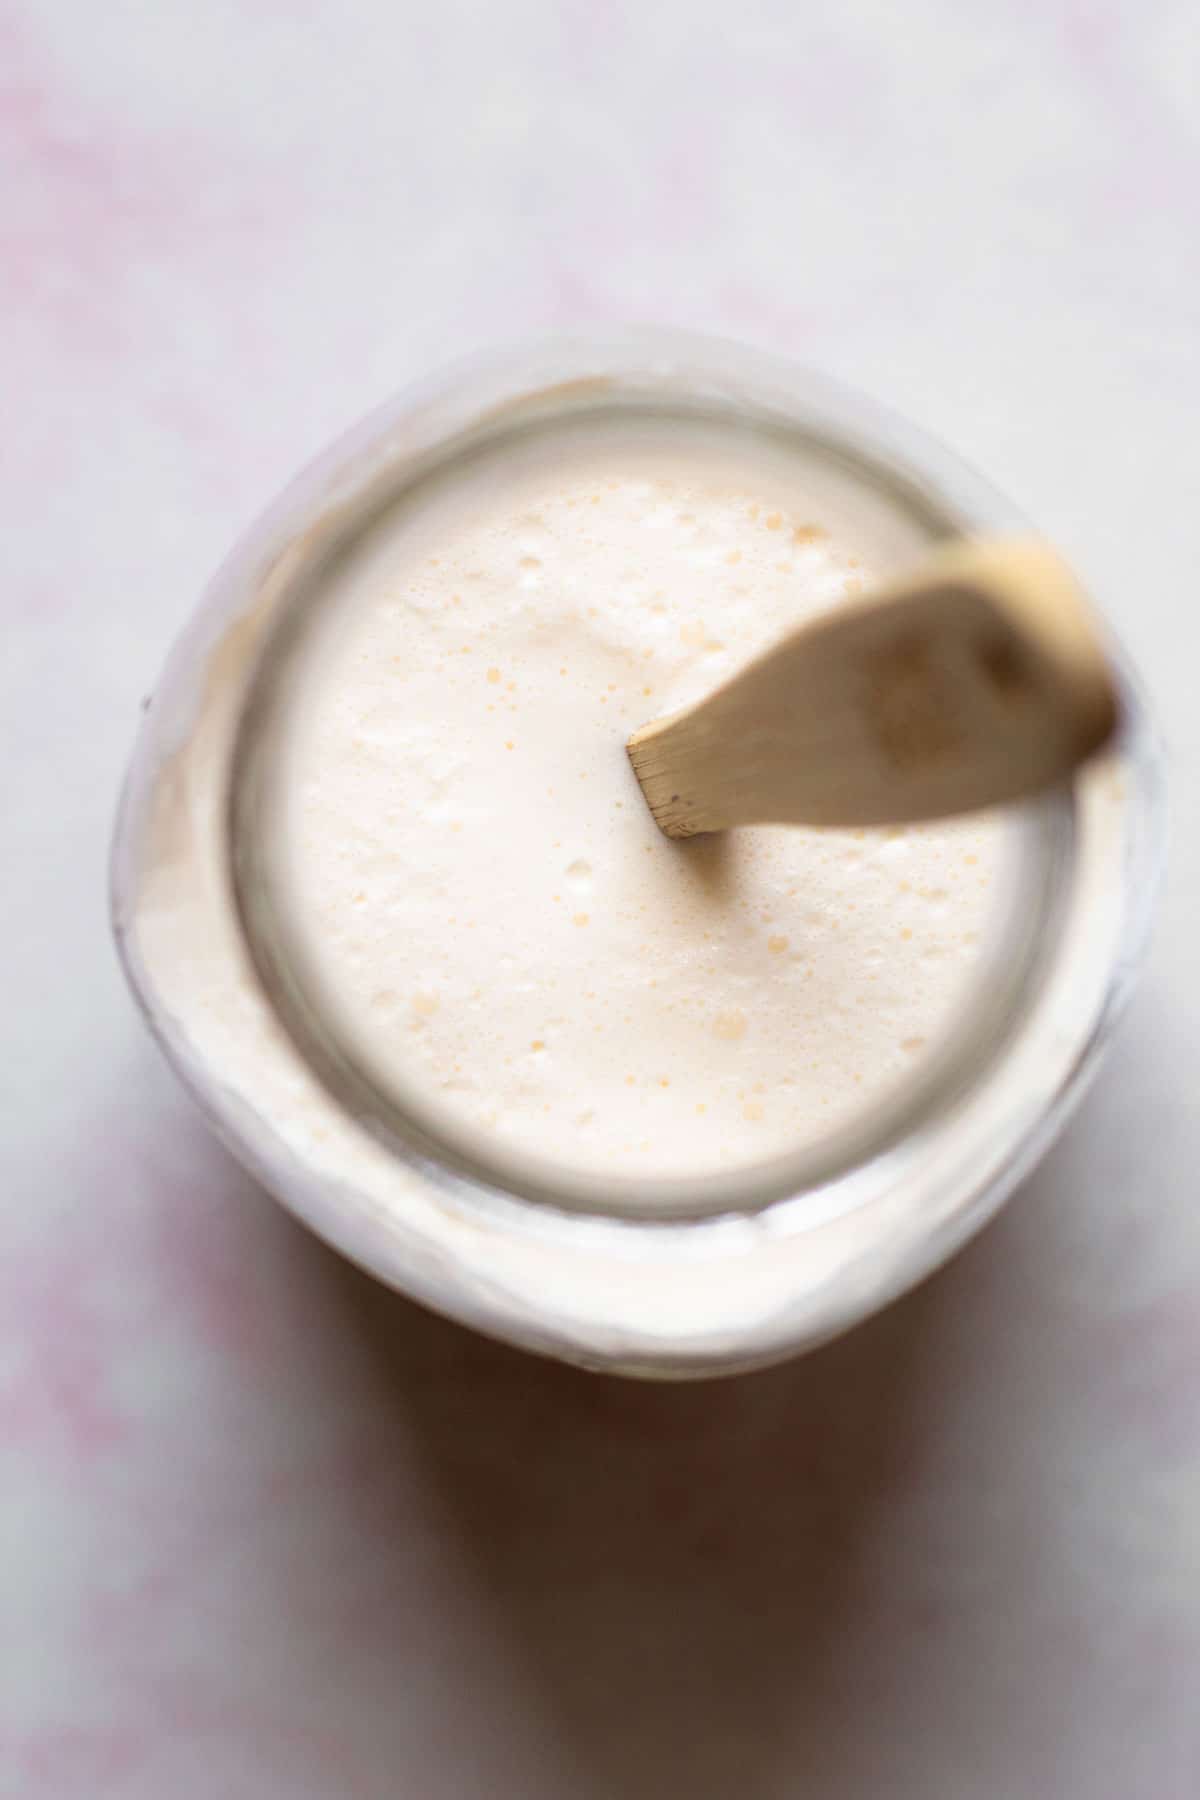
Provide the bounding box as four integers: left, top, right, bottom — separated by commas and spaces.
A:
3, 0, 1199, 1793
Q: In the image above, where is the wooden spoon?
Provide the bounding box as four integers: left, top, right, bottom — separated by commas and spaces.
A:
626, 536, 1119, 838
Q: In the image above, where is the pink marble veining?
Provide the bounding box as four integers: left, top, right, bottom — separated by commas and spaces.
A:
2, 12, 195, 351
0, 1242, 129, 1463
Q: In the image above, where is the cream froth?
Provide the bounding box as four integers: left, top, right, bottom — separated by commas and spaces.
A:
253, 414, 1011, 1181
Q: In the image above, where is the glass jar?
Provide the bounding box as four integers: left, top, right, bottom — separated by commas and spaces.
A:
111, 329, 1165, 1377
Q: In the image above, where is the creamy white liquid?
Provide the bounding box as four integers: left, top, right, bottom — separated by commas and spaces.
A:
253, 415, 1010, 1182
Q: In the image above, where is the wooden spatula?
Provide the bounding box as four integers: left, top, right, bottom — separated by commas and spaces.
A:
627, 536, 1119, 838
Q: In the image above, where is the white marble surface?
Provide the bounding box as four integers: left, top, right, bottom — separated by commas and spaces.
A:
3, 0, 1199, 1792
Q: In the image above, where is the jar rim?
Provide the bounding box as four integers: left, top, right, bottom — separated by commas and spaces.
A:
230, 362, 1079, 1223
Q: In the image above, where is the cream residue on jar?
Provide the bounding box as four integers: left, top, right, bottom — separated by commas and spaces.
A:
248, 416, 1013, 1182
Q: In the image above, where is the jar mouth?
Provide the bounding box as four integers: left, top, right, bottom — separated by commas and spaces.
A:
227, 377, 1083, 1223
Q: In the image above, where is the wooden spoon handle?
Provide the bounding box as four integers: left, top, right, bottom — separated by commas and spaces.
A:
627, 537, 1120, 837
